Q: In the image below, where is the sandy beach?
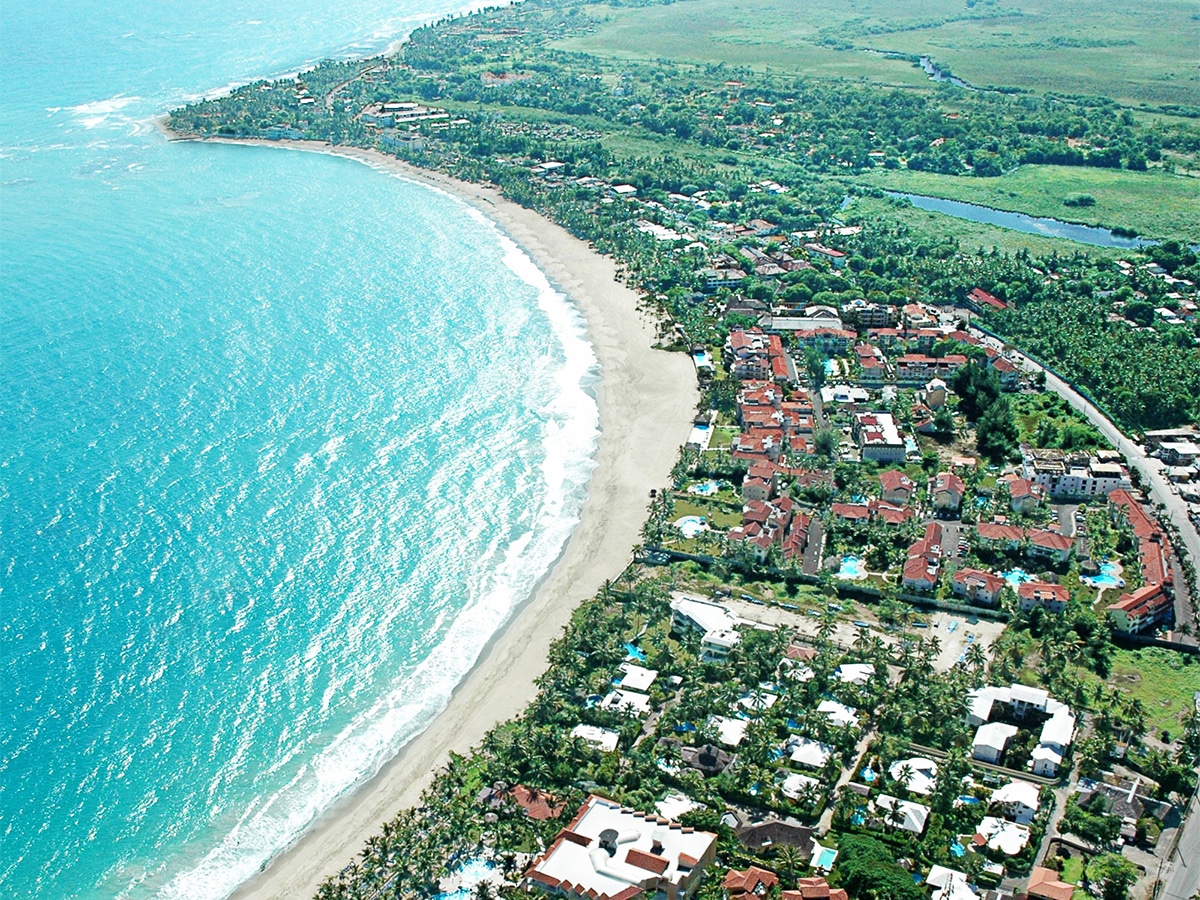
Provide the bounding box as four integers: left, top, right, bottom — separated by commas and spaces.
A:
183, 138, 700, 899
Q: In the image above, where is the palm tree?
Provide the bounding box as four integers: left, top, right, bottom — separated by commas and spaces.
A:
774, 843, 806, 883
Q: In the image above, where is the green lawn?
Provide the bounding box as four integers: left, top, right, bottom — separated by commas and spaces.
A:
558, 0, 1200, 107
673, 497, 743, 529
859, 166, 1200, 243
841, 195, 1122, 257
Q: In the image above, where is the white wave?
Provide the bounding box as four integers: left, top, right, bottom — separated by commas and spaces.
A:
66, 95, 143, 130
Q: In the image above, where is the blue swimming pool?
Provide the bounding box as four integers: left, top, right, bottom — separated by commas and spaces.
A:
674, 515, 708, 538
814, 847, 838, 870
434, 858, 497, 900
625, 642, 647, 661
838, 556, 867, 580
1083, 561, 1125, 589
688, 479, 722, 496
1002, 568, 1035, 588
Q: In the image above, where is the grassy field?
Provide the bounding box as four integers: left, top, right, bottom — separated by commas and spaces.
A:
1093, 647, 1200, 739
859, 166, 1200, 243
559, 0, 1200, 107
841, 194, 1125, 257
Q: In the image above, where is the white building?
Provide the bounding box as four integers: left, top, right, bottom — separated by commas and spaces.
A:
974, 816, 1031, 856
787, 736, 835, 770
874, 794, 930, 834
817, 700, 859, 729
600, 690, 652, 715
617, 663, 658, 692
670, 595, 742, 662
572, 724, 621, 753
707, 715, 749, 747
972, 722, 1019, 764
888, 757, 939, 796
853, 412, 906, 463
523, 795, 718, 900
991, 780, 1040, 824
927, 866, 977, 900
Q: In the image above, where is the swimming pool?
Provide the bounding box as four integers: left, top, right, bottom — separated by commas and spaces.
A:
434, 858, 497, 900
1083, 561, 1125, 589
687, 479, 722, 496
674, 515, 709, 538
1002, 568, 1035, 588
837, 555, 868, 580
625, 642, 647, 661
813, 846, 838, 871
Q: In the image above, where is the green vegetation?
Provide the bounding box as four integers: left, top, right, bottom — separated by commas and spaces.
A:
557, 0, 1200, 108
862, 165, 1200, 244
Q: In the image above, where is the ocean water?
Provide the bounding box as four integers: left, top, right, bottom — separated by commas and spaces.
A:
0, 2, 600, 898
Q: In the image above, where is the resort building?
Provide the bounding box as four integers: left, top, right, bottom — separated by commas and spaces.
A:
930, 471, 966, 514
523, 795, 718, 900
1022, 449, 1130, 499
951, 568, 1007, 607
853, 412, 905, 463
972, 722, 1019, 764
966, 684, 1076, 776
1107, 583, 1173, 635
879, 469, 917, 505
902, 522, 943, 592
1017, 582, 1070, 614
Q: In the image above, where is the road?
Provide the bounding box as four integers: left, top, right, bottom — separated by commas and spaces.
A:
1160, 789, 1200, 900
982, 334, 1200, 623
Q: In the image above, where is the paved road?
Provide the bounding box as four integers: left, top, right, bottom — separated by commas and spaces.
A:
983, 335, 1200, 624
1160, 789, 1200, 900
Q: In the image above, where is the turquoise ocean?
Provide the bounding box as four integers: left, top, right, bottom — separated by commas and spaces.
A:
0, 1, 600, 897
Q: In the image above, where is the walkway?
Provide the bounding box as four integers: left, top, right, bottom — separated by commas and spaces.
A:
817, 726, 875, 835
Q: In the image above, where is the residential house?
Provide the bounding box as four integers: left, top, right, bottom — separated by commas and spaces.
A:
990, 780, 1040, 825
670, 595, 741, 661
903, 522, 943, 592
896, 354, 968, 385
879, 469, 917, 505
974, 816, 1031, 856
969, 288, 1007, 311
952, 568, 1007, 607
1026, 866, 1076, 900
478, 784, 567, 821
523, 795, 718, 900
873, 795, 930, 835
930, 472, 966, 514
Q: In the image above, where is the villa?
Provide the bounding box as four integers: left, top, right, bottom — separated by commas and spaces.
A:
990, 780, 1041, 824
974, 816, 1031, 856
670, 595, 742, 661
973, 722, 1019, 764
523, 795, 718, 900
888, 757, 939, 796
927, 865, 977, 900
817, 700, 859, 729
572, 725, 621, 753
874, 794, 930, 834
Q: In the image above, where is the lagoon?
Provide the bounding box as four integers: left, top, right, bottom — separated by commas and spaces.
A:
886, 191, 1154, 249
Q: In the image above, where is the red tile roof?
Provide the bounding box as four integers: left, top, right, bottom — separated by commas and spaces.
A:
625, 847, 669, 875
723, 866, 779, 895
1027, 865, 1076, 900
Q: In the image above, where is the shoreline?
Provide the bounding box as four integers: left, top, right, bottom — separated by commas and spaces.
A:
180, 136, 700, 900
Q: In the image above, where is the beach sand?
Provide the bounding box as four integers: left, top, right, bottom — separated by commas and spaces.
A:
185, 138, 700, 900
